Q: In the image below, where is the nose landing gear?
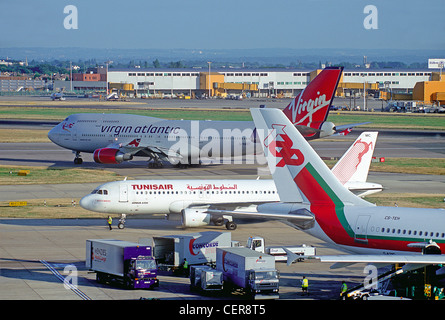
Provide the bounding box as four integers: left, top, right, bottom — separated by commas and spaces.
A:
117, 214, 126, 229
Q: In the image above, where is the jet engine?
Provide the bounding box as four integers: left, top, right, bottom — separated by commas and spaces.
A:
93, 148, 133, 164
319, 121, 336, 138
181, 208, 211, 228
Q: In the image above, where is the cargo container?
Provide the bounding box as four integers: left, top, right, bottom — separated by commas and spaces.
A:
146, 231, 233, 270
190, 265, 223, 292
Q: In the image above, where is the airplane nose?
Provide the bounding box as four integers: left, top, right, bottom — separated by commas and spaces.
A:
47, 126, 58, 144
79, 196, 92, 210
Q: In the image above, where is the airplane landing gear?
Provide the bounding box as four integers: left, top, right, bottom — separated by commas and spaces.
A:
147, 153, 164, 168
73, 151, 83, 165
225, 221, 237, 230
148, 160, 164, 168
117, 214, 126, 229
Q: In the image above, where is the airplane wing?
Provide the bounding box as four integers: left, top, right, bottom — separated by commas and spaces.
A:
309, 254, 445, 271
132, 145, 183, 161
106, 139, 184, 163
194, 204, 315, 230
205, 207, 314, 222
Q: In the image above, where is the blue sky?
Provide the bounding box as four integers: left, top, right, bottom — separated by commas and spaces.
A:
1, 0, 444, 50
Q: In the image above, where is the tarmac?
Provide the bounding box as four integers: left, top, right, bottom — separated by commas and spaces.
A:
0, 217, 365, 301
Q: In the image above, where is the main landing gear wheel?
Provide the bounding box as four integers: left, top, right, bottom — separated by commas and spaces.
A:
148, 161, 163, 168
73, 151, 83, 165
225, 221, 237, 230
213, 217, 224, 226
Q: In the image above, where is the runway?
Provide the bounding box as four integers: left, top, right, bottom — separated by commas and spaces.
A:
1, 129, 444, 202
1, 127, 444, 168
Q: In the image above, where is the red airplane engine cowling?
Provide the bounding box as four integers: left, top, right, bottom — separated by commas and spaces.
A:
93, 148, 133, 164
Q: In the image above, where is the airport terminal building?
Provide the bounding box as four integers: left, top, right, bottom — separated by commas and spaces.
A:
105, 68, 434, 99
3, 66, 442, 104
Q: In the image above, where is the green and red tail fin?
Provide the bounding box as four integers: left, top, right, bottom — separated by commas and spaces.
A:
251, 108, 372, 208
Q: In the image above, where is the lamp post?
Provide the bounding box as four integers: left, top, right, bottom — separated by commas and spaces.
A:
207, 61, 211, 98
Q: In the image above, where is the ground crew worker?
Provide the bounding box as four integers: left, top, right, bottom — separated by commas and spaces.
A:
301, 276, 309, 295
181, 258, 189, 276
340, 281, 348, 297
107, 216, 112, 230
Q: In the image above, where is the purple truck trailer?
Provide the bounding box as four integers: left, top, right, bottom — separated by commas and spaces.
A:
86, 239, 159, 289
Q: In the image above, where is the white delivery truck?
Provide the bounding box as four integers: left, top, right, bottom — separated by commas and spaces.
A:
216, 247, 279, 299
146, 231, 233, 271
246, 236, 316, 262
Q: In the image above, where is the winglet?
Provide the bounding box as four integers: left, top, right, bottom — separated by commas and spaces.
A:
283, 247, 300, 266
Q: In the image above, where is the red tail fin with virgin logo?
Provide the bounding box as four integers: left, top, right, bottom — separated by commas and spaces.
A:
282, 67, 343, 134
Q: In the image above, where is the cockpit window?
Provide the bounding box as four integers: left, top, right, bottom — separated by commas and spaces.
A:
92, 189, 108, 195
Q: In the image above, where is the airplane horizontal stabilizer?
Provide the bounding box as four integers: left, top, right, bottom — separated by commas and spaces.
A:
334, 122, 372, 133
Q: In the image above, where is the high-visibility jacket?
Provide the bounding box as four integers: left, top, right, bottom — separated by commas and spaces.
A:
108, 217, 112, 224
302, 278, 308, 288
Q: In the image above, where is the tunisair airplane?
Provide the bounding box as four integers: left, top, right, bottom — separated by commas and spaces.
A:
79, 131, 382, 229
246, 107, 445, 269
47, 67, 365, 167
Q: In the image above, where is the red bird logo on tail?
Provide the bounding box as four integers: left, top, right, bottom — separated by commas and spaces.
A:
263, 124, 304, 167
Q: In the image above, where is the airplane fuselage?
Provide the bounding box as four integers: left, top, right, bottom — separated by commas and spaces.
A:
307, 205, 445, 255
80, 179, 279, 215
48, 113, 259, 161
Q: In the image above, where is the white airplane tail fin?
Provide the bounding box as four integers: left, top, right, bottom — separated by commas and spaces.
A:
251, 108, 372, 208
332, 132, 378, 185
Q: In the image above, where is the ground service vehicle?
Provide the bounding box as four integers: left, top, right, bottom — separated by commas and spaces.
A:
246, 236, 316, 262
216, 247, 279, 299
190, 265, 223, 292
145, 231, 233, 270
86, 239, 158, 289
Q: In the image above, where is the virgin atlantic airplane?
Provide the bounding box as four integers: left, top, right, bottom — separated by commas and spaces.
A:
48, 67, 363, 167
